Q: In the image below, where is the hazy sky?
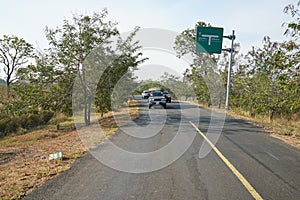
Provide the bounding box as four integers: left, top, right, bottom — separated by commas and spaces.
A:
0, 0, 297, 80
0, 0, 295, 52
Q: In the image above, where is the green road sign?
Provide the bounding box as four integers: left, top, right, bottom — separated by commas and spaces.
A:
196, 27, 224, 54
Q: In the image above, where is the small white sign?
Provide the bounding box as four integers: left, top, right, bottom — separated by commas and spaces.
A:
49, 152, 62, 160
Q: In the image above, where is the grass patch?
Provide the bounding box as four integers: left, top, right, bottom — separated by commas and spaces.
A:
183, 100, 300, 149
128, 99, 139, 119
0, 129, 84, 200
229, 108, 300, 137
0, 108, 138, 199
227, 108, 300, 149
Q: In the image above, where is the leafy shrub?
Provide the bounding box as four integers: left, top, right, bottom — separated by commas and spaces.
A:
49, 113, 69, 124
0, 118, 19, 137
5, 119, 19, 134
0, 118, 11, 137
0, 110, 55, 138
24, 114, 41, 129
40, 111, 54, 123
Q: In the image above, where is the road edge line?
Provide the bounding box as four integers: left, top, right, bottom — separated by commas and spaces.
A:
189, 121, 263, 200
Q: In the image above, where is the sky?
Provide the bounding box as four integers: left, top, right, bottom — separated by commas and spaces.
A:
0, 0, 297, 80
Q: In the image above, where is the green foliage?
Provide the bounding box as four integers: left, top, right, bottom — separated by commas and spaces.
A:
44, 10, 119, 123
0, 111, 54, 138
88, 27, 146, 115
40, 110, 55, 123
0, 35, 34, 98
19, 114, 40, 129
138, 80, 165, 93
159, 72, 195, 101
0, 10, 144, 128
283, 1, 300, 40
174, 21, 210, 58
231, 36, 299, 119
230, 1, 300, 120
43, 11, 146, 124
0, 118, 16, 138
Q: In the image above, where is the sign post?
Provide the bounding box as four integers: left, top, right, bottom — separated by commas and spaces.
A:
224, 30, 235, 110
196, 26, 235, 110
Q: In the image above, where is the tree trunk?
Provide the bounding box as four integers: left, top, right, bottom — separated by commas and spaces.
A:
84, 88, 90, 125
87, 96, 91, 125
6, 86, 10, 99
84, 92, 87, 124
218, 94, 222, 109
81, 61, 90, 126
268, 109, 274, 122
6, 78, 10, 99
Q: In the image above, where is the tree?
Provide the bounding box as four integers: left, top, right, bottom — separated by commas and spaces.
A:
94, 27, 146, 116
160, 72, 195, 101
0, 35, 34, 97
15, 56, 65, 115
45, 10, 119, 125
231, 34, 299, 120
230, 1, 300, 120
45, 11, 145, 125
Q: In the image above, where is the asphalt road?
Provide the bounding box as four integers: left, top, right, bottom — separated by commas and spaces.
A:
25, 98, 300, 200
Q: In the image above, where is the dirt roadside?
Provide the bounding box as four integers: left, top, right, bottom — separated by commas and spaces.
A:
0, 100, 139, 200
0, 129, 86, 199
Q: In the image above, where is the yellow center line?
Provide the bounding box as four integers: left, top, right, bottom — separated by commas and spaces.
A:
190, 121, 263, 200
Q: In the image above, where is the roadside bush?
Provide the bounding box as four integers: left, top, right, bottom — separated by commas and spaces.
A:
23, 114, 41, 129
18, 114, 30, 130
0, 110, 56, 138
0, 118, 19, 138
5, 119, 19, 134
40, 110, 54, 124
49, 113, 69, 124
0, 118, 11, 137
0, 113, 56, 139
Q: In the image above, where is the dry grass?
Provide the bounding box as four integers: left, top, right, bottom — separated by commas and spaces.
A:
0, 102, 140, 200
0, 129, 86, 199
181, 100, 300, 149
128, 99, 139, 118
227, 110, 300, 149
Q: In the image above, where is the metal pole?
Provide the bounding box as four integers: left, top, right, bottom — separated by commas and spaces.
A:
225, 30, 235, 110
